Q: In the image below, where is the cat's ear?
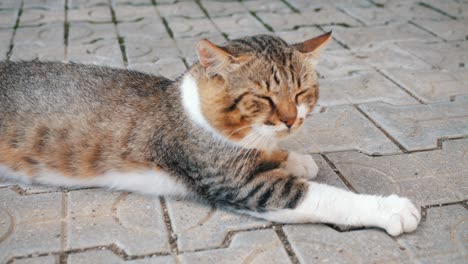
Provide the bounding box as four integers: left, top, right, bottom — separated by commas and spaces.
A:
197, 39, 235, 77
293, 31, 332, 65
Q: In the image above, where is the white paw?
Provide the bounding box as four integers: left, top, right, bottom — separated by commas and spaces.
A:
284, 152, 319, 179
378, 195, 421, 236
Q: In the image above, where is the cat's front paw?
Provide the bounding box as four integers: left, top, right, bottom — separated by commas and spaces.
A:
378, 195, 421, 236
283, 152, 318, 180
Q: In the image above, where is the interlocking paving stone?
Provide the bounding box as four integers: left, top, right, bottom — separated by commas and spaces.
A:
165, 16, 219, 39
317, 50, 372, 79
68, 250, 176, 264
283, 224, 410, 263
67, 190, 170, 255
20, 9, 65, 26
179, 229, 291, 264
22, 0, 64, 10
281, 105, 401, 155
0, 0, 22, 9
68, 6, 112, 23
325, 23, 437, 49
157, 1, 205, 19
397, 41, 468, 70
68, 0, 108, 9
199, 0, 246, 17
0, 28, 12, 60
397, 205, 467, 263
0, 9, 17, 29
165, 198, 268, 251
319, 70, 418, 106
359, 97, 468, 151
117, 19, 168, 40
124, 37, 180, 64
327, 138, 468, 205
0, 189, 63, 263
67, 22, 123, 66
10, 255, 58, 264
383, 68, 468, 103
113, 5, 159, 22
10, 23, 65, 61
211, 14, 269, 39
343, 3, 446, 26
414, 18, 468, 41
127, 59, 187, 80
241, 0, 291, 14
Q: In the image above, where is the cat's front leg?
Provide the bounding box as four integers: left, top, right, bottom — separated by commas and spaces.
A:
283, 152, 319, 180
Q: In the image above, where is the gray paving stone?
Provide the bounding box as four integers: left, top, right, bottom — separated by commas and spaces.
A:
397, 205, 467, 262
397, 41, 468, 70
19, 9, 65, 26
0, 189, 63, 263
414, 18, 468, 41
325, 23, 437, 49
68, 250, 176, 264
68, 0, 108, 9
0, 0, 22, 9
124, 37, 180, 64
281, 105, 401, 155
327, 138, 468, 205
10, 23, 65, 61
211, 14, 269, 39
0, 28, 12, 60
1, 181, 62, 194
179, 229, 291, 264
157, 1, 205, 19
114, 0, 152, 5
420, 0, 468, 19
165, 198, 268, 251
359, 97, 468, 151
68, 22, 123, 66
383, 68, 468, 103
0, 9, 17, 29
343, 3, 446, 26
117, 19, 168, 40
10, 255, 58, 264
319, 70, 418, 106
309, 154, 348, 189
317, 49, 372, 79
23, 0, 64, 10
199, 0, 246, 17
241, 0, 291, 14
68, 6, 112, 23
283, 224, 409, 263
67, 190, 171, 255
127, 59, 186, 80
174, 34, 225, 65
165, 16, 219, 39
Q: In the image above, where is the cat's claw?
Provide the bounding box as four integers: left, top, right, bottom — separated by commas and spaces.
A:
378, 195, 421, 236
284, 152, 319, 179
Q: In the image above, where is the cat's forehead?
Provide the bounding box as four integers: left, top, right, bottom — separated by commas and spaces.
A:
225, 35, 296, 63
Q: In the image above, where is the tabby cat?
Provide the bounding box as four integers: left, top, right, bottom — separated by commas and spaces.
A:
0, 32, 420, 236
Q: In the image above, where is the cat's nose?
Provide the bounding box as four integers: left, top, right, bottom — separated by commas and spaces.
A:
280, 116, 295, 129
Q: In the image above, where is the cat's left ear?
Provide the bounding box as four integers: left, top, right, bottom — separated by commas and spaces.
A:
293, 31, 332, 66
197, 39, 241, 77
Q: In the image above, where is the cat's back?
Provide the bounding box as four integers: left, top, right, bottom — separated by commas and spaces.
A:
0, 61, 174, 116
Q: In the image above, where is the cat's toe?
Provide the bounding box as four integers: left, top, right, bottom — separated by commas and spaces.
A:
284, 152, 319, 179
379, 195, 421, 236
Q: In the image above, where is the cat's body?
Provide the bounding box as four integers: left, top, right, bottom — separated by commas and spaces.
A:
0, 33, 421, 236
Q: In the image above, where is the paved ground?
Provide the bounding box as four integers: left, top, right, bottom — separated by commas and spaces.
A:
0, 0, 467, 263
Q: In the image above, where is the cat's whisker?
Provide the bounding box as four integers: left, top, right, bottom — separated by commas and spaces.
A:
226, 125, 255, 141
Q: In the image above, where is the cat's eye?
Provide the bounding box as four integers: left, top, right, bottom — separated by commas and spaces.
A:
295, 90, 308, 104
254, 95, 275, 108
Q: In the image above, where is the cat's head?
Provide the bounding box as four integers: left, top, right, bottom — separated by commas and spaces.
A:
189, 32, 332, 150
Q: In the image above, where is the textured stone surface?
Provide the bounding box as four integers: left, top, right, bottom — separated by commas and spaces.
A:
360, 97, 468, 151
283, 224, 410, 263
67, 190, 170, 255
397, 205, 468, 262
1, 0, 468, 263
318, 70, 418, 106
179, 229, 291, 264
0, 189, 63, 263
281, 105, 401, 155
165, 198, 268, 251
383, 68, 468, 103
327, 138, 468, 205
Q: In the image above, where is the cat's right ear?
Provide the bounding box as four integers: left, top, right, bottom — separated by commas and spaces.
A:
197, 40, 235, 77
293, 31, 332, 66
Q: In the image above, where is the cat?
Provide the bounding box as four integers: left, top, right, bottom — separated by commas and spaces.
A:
0, 32, 420, 236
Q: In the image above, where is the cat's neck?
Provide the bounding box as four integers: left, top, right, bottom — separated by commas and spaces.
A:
180, 69, 229, 144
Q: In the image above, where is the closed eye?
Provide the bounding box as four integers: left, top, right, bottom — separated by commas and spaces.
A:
254, 94, 275, 108
295, 90, 308, 104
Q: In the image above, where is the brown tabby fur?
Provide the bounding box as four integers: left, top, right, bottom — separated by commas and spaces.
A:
0, 33, 331, 211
